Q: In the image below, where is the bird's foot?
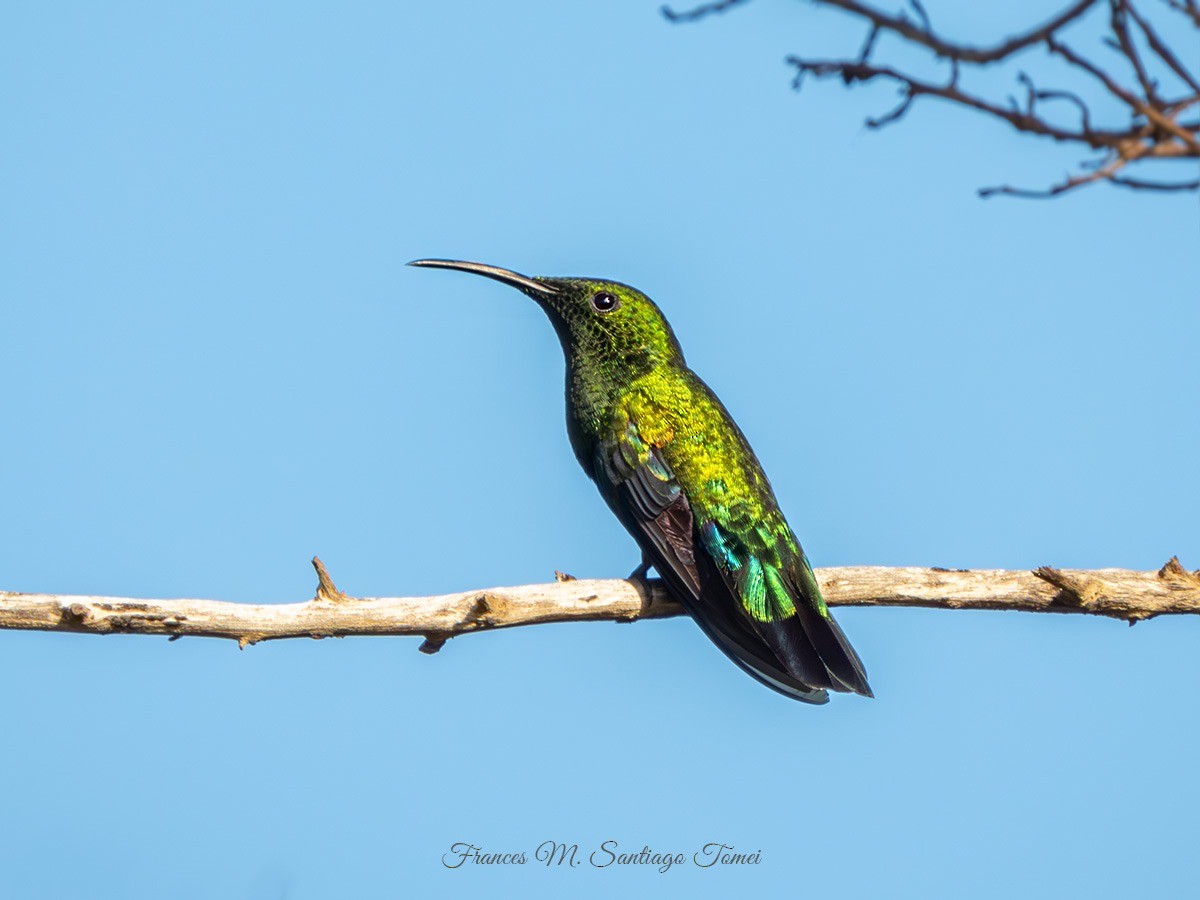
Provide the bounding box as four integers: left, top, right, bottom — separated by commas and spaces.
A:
627, 555, 653, 584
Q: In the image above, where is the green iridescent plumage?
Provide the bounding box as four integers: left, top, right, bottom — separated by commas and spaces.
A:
411, 259, 871, 704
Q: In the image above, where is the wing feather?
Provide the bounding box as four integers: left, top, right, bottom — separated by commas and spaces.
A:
591, 423, 833, 704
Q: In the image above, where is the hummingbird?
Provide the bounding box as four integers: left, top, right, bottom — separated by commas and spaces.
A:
409, 259, 872, 704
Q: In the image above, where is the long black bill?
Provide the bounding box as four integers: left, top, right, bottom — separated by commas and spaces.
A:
407, 259, 557, 296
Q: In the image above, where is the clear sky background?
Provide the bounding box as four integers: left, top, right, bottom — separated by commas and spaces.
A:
3, 2, 1197, 898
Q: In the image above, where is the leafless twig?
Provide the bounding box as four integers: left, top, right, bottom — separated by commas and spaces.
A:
1161, 0, 1200, 28
661, 0, 753, 22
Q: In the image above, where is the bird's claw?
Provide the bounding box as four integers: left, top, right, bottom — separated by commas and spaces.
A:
628, 556, 653, 583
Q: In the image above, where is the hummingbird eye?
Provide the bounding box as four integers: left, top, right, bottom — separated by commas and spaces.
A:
591, 291, 619, 313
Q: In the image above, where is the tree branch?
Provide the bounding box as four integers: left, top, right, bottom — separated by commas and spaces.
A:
664, 0, 1200, 198
665, 0, 1104, 61
3, 557, 1197, 653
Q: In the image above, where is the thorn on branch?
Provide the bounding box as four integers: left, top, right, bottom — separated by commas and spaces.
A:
419, 633, 449, 654
312, 556, 348, 603
1159, 556, 1200, 587
1033, 566, 1106, 607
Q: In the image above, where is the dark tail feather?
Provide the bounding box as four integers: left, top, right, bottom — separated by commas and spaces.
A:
689, 607, 831, 704
680, 562, 831, 703
794, 604, 874, 698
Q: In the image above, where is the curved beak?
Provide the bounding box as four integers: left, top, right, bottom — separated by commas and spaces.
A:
407, 258, 557, 296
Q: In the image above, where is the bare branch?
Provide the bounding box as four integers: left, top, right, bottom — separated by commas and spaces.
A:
666, 0, 1200, 198
786, 56, 1129, 147
1046, 35, 1200, 151
1033, 87, 1095, 133
1108, 0, 1161, 105
979, 153, 1131, 197
1110, 173, 1200, 189
664, 0, 1104, 53
1161, 0, 1200, 27
1129, 3, 1200, 93
3, 558, 1198, 652
809, 0, 1104, 64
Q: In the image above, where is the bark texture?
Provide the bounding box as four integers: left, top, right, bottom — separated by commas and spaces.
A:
2, 557, 1197, 653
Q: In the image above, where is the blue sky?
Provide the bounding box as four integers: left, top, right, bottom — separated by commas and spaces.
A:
2, 2, 1197, 898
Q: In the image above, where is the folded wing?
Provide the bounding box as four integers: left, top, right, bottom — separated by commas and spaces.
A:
591, 417, 869, 703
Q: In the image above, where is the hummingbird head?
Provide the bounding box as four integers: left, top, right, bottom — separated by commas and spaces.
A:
409, 259, 684, 370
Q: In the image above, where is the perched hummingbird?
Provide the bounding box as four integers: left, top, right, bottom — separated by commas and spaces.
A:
410, 259, 872, 704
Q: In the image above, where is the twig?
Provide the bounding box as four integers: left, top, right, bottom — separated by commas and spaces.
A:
979, 154, 1131, 197
1109, 173, 1200, 189
1108, 0, 1161, 105
2, 557, 1197, 652
661, 0, 752, 22
1161, 0, 1200, 27
786, 56, 1126, 147
1127, 3, 1200, 92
